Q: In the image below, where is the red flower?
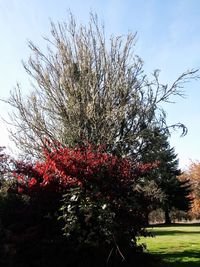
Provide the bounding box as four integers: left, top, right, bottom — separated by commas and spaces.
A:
28, 178, 37, 187
18, 187, 24, 194
14, 142, 157, 198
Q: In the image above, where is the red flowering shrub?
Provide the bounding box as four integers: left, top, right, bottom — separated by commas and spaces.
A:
0, 144, 161, 266
12, 143, 158, 257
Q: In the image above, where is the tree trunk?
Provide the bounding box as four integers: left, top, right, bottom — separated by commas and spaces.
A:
164, 207, 171, 224
144, 210, 149, 226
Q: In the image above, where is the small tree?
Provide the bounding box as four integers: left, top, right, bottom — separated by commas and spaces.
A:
6, 12, 198, 158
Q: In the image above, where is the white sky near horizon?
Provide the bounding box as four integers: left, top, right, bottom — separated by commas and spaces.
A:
0, 0, 200, 169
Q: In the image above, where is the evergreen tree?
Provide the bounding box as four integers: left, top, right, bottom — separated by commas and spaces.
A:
140, 128, 192, 224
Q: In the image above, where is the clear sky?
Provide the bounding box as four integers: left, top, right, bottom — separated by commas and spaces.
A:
0, 0, 200, 169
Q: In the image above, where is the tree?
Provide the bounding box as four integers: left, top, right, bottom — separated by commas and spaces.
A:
180, 162, 200, 219
139, 128, 192, 224
6, 12, 198, 158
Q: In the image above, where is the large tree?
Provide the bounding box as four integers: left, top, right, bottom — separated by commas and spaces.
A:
5, 12, 198, 158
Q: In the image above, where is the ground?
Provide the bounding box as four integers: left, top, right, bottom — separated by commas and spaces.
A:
141, 224, 200, 267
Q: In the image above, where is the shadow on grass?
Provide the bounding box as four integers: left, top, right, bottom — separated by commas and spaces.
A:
150, 223, 200, 227
149, 230, 200, 236
148, 223, 200, 236
154, 250, 200, 267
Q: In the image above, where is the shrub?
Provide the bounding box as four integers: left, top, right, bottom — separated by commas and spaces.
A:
13, 143, 158, 261
0, 143, 159, 266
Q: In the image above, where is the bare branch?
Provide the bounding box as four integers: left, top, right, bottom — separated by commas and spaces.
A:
5, 12, 199, 157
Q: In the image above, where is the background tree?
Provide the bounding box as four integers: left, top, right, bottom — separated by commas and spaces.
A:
5, 12, 198, 158
180, 162, 200, 219
139, 128, 192, 224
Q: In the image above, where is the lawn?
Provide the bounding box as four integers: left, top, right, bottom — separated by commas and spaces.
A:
141, 224, 200, 267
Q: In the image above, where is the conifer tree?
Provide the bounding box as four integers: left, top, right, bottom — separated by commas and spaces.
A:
140, 128, 192, 224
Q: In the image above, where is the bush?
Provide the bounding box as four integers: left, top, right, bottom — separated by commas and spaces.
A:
0, 143, 160, 266
12, 143, 158, 262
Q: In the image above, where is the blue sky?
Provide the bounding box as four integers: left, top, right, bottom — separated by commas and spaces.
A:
0, 0, 200, 169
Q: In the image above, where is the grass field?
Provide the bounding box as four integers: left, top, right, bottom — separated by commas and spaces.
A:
141, 224, 200, 267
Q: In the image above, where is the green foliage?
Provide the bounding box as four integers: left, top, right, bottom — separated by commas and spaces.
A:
139, 128, 192, 223
60, 187, 115, 247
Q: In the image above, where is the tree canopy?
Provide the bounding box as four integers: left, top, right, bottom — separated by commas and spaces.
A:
6, 12, 198, 158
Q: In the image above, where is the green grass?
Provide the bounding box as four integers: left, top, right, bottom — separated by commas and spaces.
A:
140, 224, 200, 267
